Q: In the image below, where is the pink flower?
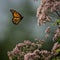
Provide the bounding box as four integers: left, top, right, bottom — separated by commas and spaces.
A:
13, 47, 20, 55
45, 27, 50, 33
53, 27, 60, 41
17, 43, 25, 49
24, 40, 32, 45
36, 0, 60, 26
24, 53, 35, 60
45, 34, 49, 38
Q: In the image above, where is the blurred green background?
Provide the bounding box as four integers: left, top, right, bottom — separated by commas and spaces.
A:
0, 0, 58, 60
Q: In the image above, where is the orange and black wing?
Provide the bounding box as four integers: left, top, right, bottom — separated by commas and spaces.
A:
10, 9, 23, 25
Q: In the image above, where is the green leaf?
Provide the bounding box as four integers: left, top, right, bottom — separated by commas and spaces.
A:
51, 23, 56, 26
51, 19, 60, 26
56, 19, 60, 23
55, 49, 60, 53
57, 38, 60, 43
52, 58, 56, 60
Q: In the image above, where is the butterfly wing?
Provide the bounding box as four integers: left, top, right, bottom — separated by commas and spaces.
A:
10, 9, 23, 25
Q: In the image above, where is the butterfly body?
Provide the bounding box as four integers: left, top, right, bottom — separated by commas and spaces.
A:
10, 9, 23, 25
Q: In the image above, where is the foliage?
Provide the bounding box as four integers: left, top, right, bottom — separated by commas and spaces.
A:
57, 37, 60, 43
52, 19, 60, 26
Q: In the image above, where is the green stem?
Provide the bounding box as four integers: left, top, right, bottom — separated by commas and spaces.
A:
55, 11, 60, 17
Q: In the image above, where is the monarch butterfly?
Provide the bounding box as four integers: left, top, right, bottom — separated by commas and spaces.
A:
10, 9, 23, 25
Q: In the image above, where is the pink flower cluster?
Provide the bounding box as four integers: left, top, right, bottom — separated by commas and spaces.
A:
7, 40, 60, 60
36, 0, 60, 26
7, 40, 44, 60
44, 26, 60, 40
24, 49, 40, 60
24, 42, 60, 60
53, 26, 60, 41
52, 42, 60, 54
45, 26, 50, 38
